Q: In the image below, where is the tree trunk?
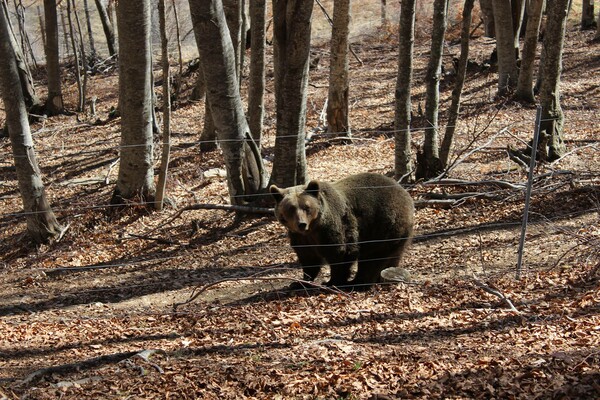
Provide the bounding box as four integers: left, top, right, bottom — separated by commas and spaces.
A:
156, 0, 171, 211
419, 0, 447, 179
66, 0, 85, 112
0, 3, 64, 244
440, 0, 474, 170
597, 5, 600, 39
200, 89, 217, 151
37, 5, 45, 48
326, 0, 351, 138
83, 0, 96, 61
479, 0, 495, 37
248, 0, 266, 146
60, 5, 70, 57
171, 0, 184, 100
515, 0, 544, 102
1, 0, 42, 111
511, 0, 526, 48
188, 0, 266, 204
381, 0, 388, 28
94, 0, 116, 57
538, 0, 569, 161
13, 0, 38, 69
223, 0, 242, 80
112, 0, 156, 203
43, 0, 64, 115
270, 0, 313, 188
581, 0, 595, 30
394, 0, 416, 181
492, 0, 518, 95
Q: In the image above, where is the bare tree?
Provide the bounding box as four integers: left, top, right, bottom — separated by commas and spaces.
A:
479, 0, 495, 37
43, 0, 64, 115
66, 0, 84, 112
515, 0, 544, 103
188, 0, 266, 204
419, 0, 447, 179
597, 6, 600, 39
248, 0, 266, 146
581, 0, 595, 30
538, 0, 569, 161
0, 2, 64, 243
492, 0, 518, 95
156, 0, 171, 211
83, 0, 96, 61
270, 0, 314, 188
94, 0, 116, 57
112, 0, 156, 203
37, 5, 45, 47
326, 0, 351, 138
1, 0, 41, 111
394, 0, 416, 181
440, 0, 475, 170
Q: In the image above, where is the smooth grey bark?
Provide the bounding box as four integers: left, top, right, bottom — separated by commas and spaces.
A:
515, 0, 544, 102
479, 0, 495, 37
270, 0, 313, 188
223, 0, 242, 80
326, 0, 351, 137
43, 0, 64, 115
440, 0, 474, 170
196, 0, 242, 151
538, 0, 569, 161
94, 0, 116, 57
0, 3, 64, 243
492, 0, 518, 95
189, 0, 266, 204
1, 0, 41, 111
248, 0, 266, 145
112, 0, 155, 203
200, 91, 217, 151
511, 0, 526, 50
581, 0, 595, 29
419, 0, 447, 179
394, 0, 415, 181
156, 0, 170, 211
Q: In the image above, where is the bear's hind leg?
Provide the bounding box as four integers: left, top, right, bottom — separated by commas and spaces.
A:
350, 257, 388, 291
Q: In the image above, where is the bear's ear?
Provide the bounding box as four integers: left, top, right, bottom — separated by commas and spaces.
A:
269, 185, 285, 203
305, 180, 320, 198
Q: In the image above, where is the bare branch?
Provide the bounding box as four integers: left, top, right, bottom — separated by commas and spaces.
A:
174, 268, 350, 310
472, 274, 520, 313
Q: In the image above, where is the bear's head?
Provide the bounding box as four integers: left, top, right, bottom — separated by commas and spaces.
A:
270, 181, 321, 234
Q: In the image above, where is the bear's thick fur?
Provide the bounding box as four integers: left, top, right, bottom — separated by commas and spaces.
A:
270, 173, 414, 290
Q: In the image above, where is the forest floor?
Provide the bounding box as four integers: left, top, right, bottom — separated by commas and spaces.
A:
1, 24, 599, 400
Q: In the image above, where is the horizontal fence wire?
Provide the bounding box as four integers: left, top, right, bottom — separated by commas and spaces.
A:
5, 116, 560, 157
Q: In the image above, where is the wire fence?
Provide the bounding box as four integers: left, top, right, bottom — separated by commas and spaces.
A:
1, 111, 599, 322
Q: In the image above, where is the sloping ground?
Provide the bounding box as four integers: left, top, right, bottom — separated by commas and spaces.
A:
0, 25, 599, 399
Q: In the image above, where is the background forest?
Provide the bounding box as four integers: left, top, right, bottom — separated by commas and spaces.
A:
1, 0, 599, 398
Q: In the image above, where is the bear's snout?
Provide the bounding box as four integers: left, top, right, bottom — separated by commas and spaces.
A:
297, 222, 308, 231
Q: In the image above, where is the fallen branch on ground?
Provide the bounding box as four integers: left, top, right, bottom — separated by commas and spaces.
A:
173, 268, 351, 310
126, 233, 179, 245
18, 350, 140, 386
146, 203, 274, 235
472, 274, 520, 313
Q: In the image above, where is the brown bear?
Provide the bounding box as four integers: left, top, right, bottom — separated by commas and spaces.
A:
270, 173, 414, 290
